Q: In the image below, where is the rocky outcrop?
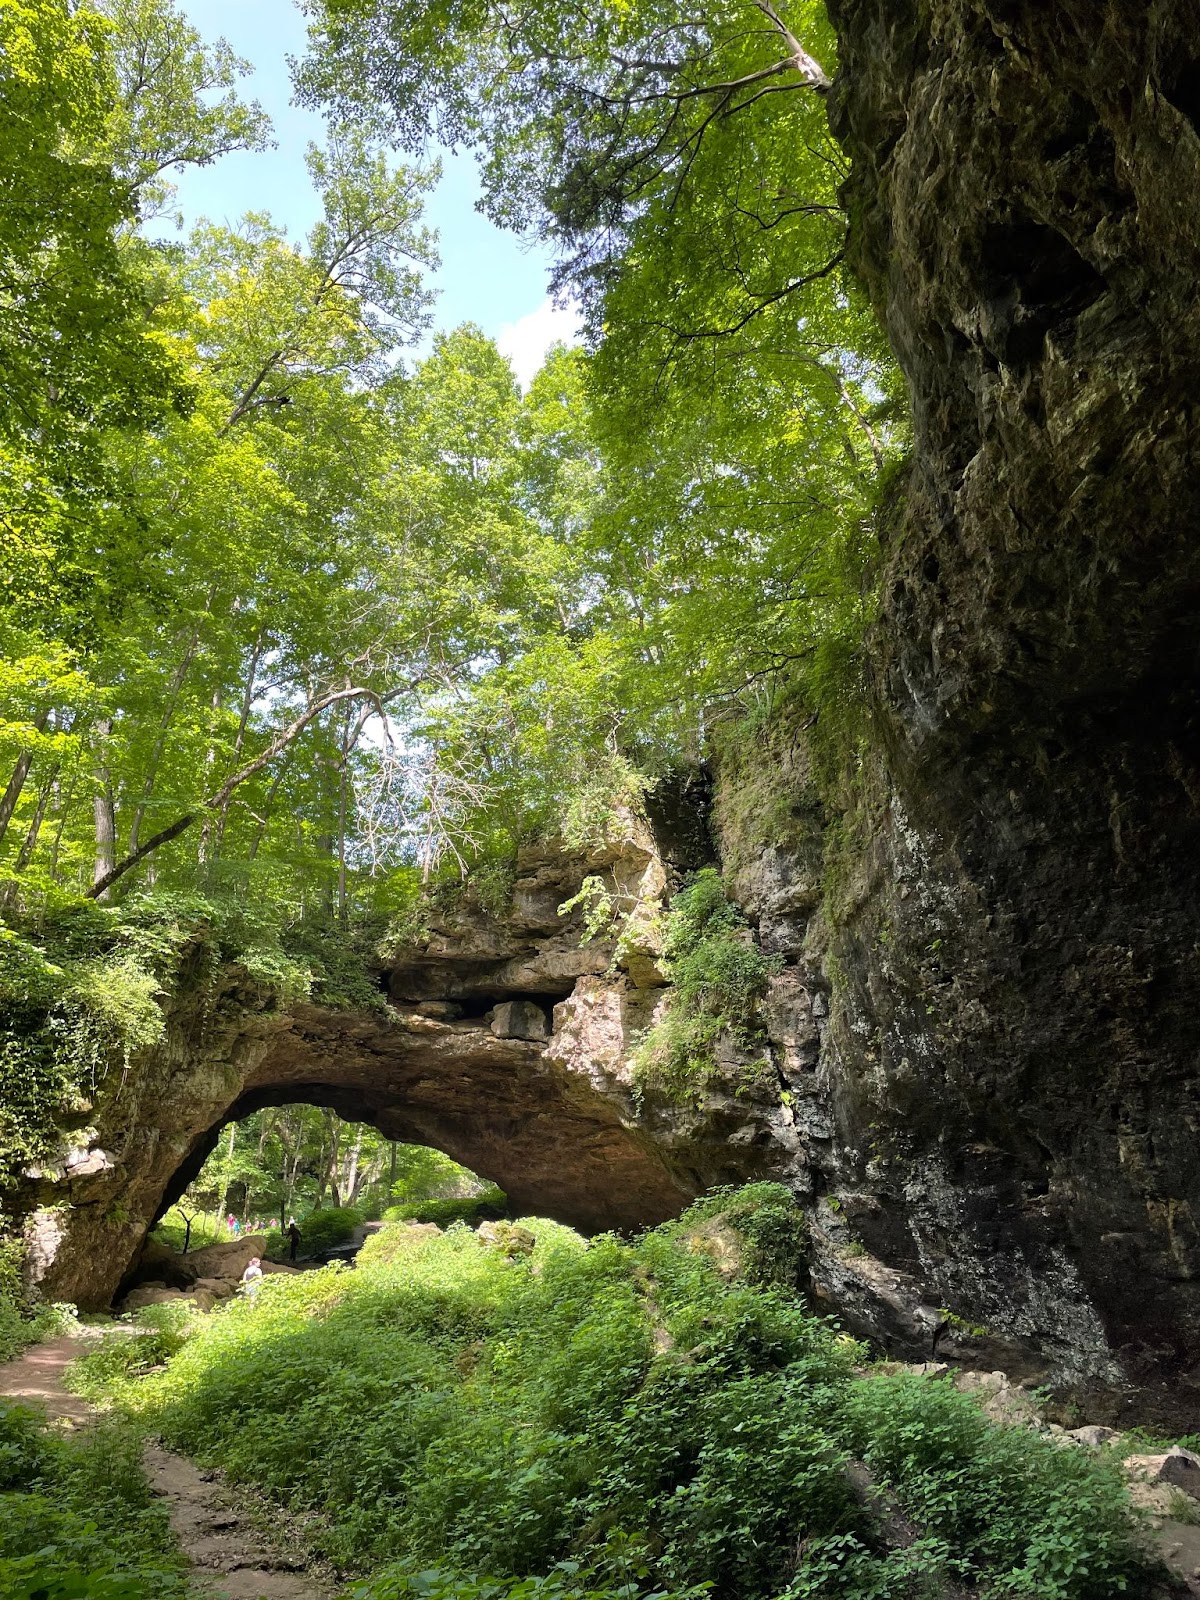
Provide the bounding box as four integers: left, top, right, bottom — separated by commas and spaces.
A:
17, 826, 702, 1312
809, 0, 1200, 1422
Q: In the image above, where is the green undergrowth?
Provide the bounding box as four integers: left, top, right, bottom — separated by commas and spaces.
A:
0, 1400, 187, 1599
65, 1303, 197, 1404
382, 1185, 506, 1229
631, 870, 781, 1105
72, 1186, 1160, 1600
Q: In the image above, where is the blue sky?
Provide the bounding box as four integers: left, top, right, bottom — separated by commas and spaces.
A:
169, 0, 578, 383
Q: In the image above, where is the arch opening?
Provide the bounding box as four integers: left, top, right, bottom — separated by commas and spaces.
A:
155, 1090, 511, 1235
131, 1104, 507, 1300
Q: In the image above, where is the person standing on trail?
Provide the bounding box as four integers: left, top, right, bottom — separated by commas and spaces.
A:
240, 1257, 264, 1296
286, 1220, 302, 1262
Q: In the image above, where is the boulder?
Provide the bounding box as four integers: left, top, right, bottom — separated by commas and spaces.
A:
953, 1369, 1042, 1428
120, 1284, 188, 1314
680, 1217, 746, 1281
489, 1001, 549, 1041
1125, 1447, 1200, 1502
64, 1146, 114, 1180
179, 1235, 269, 1283
1067, 1425, 1120, 1449
192, 1275, 236, 1299
476, 1220, 536, 1257
189, 1287, 219, 1312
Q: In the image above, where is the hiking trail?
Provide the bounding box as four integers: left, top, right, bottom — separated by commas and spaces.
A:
0, 1334, 332, 1600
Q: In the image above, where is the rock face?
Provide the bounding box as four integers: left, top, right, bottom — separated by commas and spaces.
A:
18, 827, 703, 1312
814, 0, 1200, 1420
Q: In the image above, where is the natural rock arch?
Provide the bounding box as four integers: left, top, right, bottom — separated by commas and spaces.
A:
24, 827, 786, 1311
29, 991, 700, 1312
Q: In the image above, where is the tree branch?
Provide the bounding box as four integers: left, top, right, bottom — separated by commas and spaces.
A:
85, 686, 386, 898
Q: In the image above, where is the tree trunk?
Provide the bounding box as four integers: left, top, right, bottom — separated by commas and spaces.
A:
325, 1113, 341, 1208
342, 1124, 364, 1206
0, 707, 50, 851
196, 687, 224, 868
15, 775, 53, 867
0, 765, 59, 907
337, 704, 352, 925
48, 775, 78, 881
92, 719, 116, 898
246, 755, 293, 863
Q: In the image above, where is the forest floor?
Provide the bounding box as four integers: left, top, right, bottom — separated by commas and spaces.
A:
0, 1332, 333, 1600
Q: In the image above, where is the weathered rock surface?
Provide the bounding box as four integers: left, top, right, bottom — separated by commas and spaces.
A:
19, 829, 709, 1312
803, 0, 1200, 1423
1127, 1448, 1200, 1504
490, 1000, 549, 1041
176, 1237, 268, 1284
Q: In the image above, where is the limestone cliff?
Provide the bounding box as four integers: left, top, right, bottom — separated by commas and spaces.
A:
813, 0, 1200, 1422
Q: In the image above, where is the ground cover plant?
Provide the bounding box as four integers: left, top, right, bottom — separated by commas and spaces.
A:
0, 1400, 187, 1599
74, 1186, 1162, 1600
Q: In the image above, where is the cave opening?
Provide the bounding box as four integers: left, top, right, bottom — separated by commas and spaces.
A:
114, 1086, 527, 1307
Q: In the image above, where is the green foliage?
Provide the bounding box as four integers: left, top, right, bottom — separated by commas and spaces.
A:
383, 1187, 505, 1229
0, 1403, 186, 1598
663, 1184, 809, 1291
344, 1553, 708, 1600
76, 1191, 1156, 1599
300, 1204, 362, 1249
281, 918, 386, 1011
66, 1309, 195, 1403
301, 0, 906, 780
840, 1375, 1150, 1598
632, 871, 781, 1104
264, 1203, 363, 1260
0, 891, 324, 1190
149, 1205, 225, 1254
95, 0, 272, 223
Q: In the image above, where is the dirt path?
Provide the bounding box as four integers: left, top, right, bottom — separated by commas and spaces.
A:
0, 1335, 332, 1600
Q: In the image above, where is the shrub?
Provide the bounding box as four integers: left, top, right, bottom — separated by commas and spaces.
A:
631, 870, 781, 1103
76, 1188, 1160, 1600
383, 1187, 506, 1229
839, 1375, 1149, 1598
265, 1204, 365, 1260
660, 1182, 809, 1289
66, 1308, 194, 1402
0, 1404, 186, 1597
